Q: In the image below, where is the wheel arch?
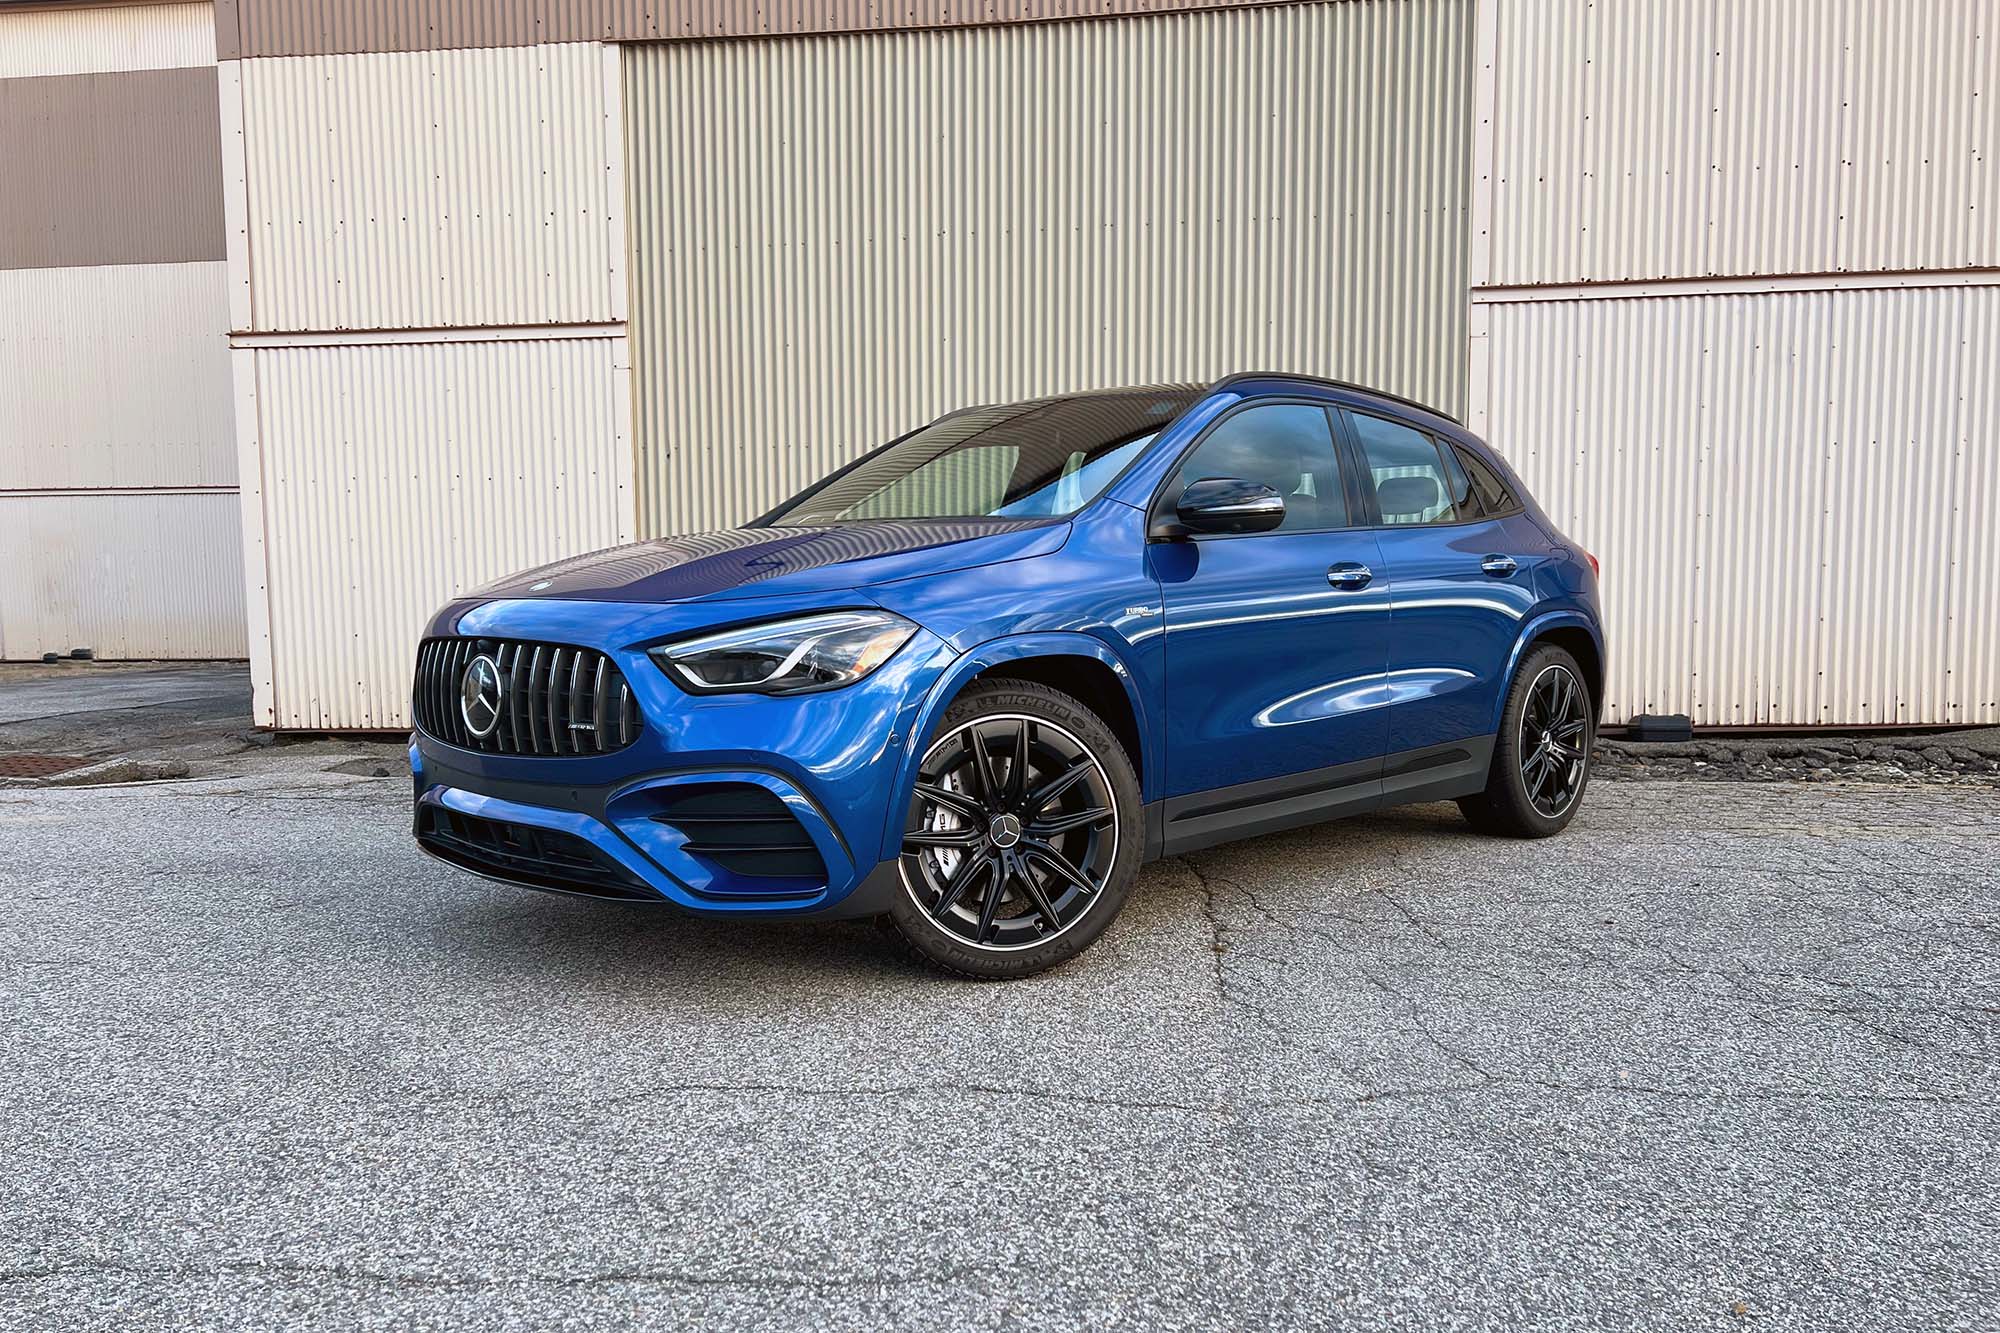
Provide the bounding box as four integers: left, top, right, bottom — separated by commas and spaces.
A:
1495, 612, 1606, 732
883, 633, 1154, 863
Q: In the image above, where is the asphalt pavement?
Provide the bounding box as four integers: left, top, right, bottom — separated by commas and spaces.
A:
3, 756, 1996, 1331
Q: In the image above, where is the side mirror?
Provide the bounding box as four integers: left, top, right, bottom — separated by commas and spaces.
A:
1153, 477, 1286, 539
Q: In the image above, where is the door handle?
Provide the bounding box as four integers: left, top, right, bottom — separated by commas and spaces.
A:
1480, 554, 1518, 577
1327, 562, 1372, 590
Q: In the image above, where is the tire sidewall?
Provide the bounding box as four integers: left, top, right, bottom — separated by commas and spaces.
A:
884, 679, 1142, 979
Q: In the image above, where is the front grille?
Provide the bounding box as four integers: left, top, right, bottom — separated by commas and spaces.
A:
416, 805, 657, 900
651, 785, 827, 884
413, 637, 642, 755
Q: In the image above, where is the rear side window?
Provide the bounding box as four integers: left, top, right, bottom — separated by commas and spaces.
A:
1172, 403, 1349, 533
1454, 445, 1522, 517
1347, 412, 1469, 525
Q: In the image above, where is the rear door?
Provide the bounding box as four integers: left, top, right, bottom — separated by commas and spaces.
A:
1149, 401, 1390, 808
1338, 409, 1546, 758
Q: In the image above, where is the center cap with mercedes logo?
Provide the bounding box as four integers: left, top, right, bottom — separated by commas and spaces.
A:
460, 653, 505, 737
987, 812, 1023, 849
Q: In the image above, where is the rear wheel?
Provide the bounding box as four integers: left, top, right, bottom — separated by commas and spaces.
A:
1459, 644, 1594, 838
881, 679, 1140, 979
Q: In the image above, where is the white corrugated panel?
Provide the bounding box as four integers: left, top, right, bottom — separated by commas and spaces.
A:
0, 262, 235, 490
251, 337, 635, 729
625, 0, 1474, 534
0, 2, 214, 78
237, 43, 624, 333
1483, 0, 1998, 286
1479, 284, 2000, 727
0, 491, 247, 660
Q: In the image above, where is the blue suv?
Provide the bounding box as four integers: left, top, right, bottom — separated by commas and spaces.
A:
411, 373, 1604, 978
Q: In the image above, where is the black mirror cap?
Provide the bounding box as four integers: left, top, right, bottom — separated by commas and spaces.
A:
1165, 477, 1287, 537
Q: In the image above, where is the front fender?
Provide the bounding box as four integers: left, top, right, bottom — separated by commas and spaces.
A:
877, 631, 1153, 861
1493, 609, 1606, 732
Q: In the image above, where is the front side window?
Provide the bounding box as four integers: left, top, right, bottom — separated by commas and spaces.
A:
766, 389, 1203, 525
1170, 403, 1348, 533
1348, 412, 1470, 525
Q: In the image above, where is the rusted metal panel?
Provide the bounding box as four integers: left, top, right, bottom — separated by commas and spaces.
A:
217, 0, 1305, 58
0, 65, 224, 271
1476, 282, 2000, 728
624, 1, 1475, 535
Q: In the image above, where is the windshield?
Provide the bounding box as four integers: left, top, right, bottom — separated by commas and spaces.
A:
765, 387, 1204, 525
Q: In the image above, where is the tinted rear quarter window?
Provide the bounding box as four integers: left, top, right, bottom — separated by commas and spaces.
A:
1453, 445, 1521, 517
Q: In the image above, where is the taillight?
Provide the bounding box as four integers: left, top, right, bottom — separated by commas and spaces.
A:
1583, 549, 1600, 578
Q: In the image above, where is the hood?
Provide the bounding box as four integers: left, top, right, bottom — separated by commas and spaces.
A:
472, 519, 1071, 604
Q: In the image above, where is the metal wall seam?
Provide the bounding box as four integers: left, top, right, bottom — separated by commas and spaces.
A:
1480, 286, 2000, 728
625, 0, 1475, 536
1485, 0, 1997, 287
0, 491, 250, 660
252, 338, 633, 730
0, 261, 235, 489
235, 42, 622, 333
0, 2, 215, 78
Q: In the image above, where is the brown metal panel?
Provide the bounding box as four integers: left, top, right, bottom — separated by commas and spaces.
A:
219, 0, 1297, 58
0, 65, 224, 270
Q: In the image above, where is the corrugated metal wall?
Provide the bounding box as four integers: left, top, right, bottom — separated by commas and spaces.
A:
1472, 0, 1999, 726
236, 43, 624, 331
0, 262, 235, 489
625, 0, 1474, 534
0, 1, 215, 78
0, 1, 242, 662
0, 491, 248, 661
1482, 285, 2000, 728
247, 338, 634, 729
1484, 0, 1997, 285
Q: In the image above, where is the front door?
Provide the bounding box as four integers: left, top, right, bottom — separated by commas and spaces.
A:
1149, 401, 1391, 810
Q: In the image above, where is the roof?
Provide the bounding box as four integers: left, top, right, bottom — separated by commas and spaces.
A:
1210, 370, 1461, 426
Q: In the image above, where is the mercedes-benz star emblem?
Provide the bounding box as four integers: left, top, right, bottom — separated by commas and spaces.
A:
460, 653, 505, 737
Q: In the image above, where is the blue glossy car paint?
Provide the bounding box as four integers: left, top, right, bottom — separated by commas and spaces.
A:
410, 373, 1604, 919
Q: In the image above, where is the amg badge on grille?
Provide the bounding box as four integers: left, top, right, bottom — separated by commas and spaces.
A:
460, 654, 505, 737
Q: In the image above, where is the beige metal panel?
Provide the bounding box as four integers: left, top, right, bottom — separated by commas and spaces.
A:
1483, 0, 1998, 286
0, 1, 214, 77
220, 0, 1305, 59
625, 1, 1474, 535
236, 43, 624, 333
1478, 284, 2000, 727
0, 490, 248, 660
0, 261, 235, 490
0, 65, 226, 271
251, 336, 635, 729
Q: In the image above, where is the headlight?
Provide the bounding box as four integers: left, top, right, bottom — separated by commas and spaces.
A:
650, 610, 917, 696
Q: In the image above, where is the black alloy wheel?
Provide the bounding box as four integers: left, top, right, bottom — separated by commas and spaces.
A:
1519, 662, 1590, 817
902, 713, 1117, 950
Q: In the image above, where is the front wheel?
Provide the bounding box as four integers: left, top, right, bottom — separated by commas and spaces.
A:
1459, 644, 1594, 838
880, 679, 1141, 979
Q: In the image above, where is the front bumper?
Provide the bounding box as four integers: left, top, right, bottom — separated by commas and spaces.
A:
408, 595, 953, 918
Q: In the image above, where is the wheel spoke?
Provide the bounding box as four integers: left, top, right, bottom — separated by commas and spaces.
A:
1551, 670, 1574, 722
974, 858, 1011, 942
931, 854, 990, 919
1015, 863, 1063, 932
1025, 840, 1098, 896
1028, 805, 1112, 837
1025, 758, 1094, 814
965, 726, 1001, 808
1006, 719, 1031, 807
1521, 749, 1551, 796
1551, 741, 1585, 762
915, 781, 983, 821
904, 827, 983, 850
1553, 718, 1587, 742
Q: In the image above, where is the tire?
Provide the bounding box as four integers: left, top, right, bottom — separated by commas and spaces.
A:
1458, 644, 1595, 838
880, 678, 1142, 979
